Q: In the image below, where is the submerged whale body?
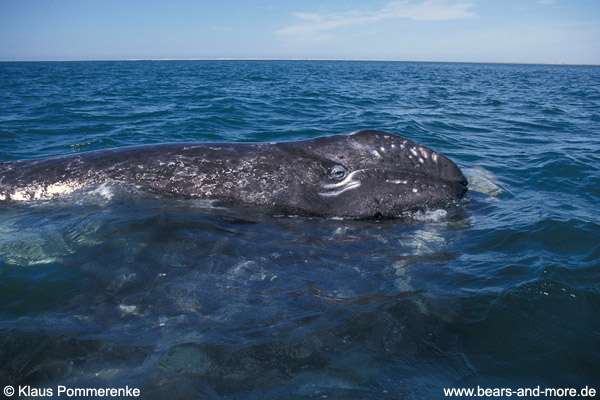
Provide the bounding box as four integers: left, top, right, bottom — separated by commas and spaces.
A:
0, 130, 467, 217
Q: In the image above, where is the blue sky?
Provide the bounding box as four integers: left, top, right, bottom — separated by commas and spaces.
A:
0, 0, 598, 63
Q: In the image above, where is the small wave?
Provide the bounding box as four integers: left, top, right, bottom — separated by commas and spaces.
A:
0, 227, 73, 267
425, 121, 492, 133
506, 119, 557, 131
69, 136, 115, 150
485, 99, 503, 106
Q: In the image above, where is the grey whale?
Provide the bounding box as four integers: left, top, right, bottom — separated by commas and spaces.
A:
0, 130, 467, 218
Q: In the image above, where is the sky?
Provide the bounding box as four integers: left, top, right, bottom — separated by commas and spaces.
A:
0, 0, 599, 63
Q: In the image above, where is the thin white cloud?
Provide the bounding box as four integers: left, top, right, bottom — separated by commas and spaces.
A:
275, 0, 475, 39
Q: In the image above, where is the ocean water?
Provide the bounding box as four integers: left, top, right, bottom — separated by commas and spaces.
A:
0, 61, 599, 399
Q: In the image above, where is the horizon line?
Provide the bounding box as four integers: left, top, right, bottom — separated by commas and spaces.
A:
0, 58, 598, 66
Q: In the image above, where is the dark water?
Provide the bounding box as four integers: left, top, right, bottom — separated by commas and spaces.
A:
0, 61, 599, 399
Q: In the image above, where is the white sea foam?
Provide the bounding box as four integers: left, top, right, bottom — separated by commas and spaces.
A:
408, 209, 448, 222
88, 182, 115, 200
464, 167, 503, 197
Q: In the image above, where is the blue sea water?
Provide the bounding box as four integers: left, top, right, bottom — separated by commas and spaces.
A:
0, 60, 599, 399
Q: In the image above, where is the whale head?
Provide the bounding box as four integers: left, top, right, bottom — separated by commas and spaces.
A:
280, 130, 467, 218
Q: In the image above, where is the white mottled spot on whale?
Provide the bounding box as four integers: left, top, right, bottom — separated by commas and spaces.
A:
420, 148, 428, 158
8, 180, 84, 201
46, 182, 81, 196
10, 190, 29, 201
412, 188, 418, 193
431, 153, 438, 162
418, 157, 424, 163
379, 147, 385, 152
410, 148, 418, 157
371, 150, 381, 158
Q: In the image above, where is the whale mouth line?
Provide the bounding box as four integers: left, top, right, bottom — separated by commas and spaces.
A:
318, 170, 364, 197
318, 181, 361, 197
321, 170, 363, 189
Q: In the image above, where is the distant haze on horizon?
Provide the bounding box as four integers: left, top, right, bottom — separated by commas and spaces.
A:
1, 0, 599, 64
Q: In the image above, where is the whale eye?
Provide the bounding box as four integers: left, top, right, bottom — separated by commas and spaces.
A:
330, 165, 347, 180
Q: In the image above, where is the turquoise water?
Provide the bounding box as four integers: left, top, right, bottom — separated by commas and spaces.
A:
0, 61, 599, 398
